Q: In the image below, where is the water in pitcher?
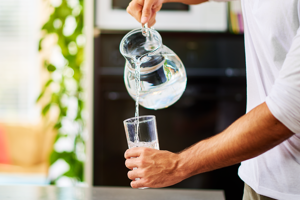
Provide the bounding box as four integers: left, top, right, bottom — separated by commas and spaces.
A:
125, 52, 186, 110
121, 27, 187, 110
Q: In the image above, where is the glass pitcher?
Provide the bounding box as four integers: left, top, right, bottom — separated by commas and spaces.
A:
120, 27, 187, 110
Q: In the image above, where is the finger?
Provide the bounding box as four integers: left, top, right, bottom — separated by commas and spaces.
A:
131, 178, 147, 188
152, 3, 162, 13
127, 1, 143, 23
125, 157, 138, 169
127, 169, 143, 180
141, 0, 154, 24
147, 12, 156, 27
124, 147, 145, 159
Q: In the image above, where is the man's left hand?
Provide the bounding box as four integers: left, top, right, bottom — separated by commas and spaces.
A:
124, 147, 185, 188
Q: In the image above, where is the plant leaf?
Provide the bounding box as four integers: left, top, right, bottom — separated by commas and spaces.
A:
47, 64, 57, 72
42, 103, 51, 116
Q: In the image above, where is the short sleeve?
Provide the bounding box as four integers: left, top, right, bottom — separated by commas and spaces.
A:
266, 27, 300, 134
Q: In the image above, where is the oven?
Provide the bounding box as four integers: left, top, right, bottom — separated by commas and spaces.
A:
93, 31, 246, 199
95, 0, 227, 31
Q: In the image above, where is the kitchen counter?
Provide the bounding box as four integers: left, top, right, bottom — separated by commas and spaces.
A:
0, 185, 225, 200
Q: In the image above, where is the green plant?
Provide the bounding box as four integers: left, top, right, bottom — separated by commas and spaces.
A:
37, 0, 85, 184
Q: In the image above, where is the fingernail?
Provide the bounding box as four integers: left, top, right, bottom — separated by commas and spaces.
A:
141, 17, 148, 24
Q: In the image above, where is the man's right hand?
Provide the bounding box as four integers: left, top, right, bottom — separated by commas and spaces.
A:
126, 0, 165, 27
126, 0, 209, 27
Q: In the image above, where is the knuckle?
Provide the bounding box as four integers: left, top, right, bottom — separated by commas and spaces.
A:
139, 159, 146, 167
126, 6, 132, 14
143, 167, 150, 174
154, 5, 162, 12
139, 169, 146, 177
142, 6, 151, 15
143, 10, 151, 17
137, 159, 143, 167
143, 178, 151, 186
143, 147, 150, 154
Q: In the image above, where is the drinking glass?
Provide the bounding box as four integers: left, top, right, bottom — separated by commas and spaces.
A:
123, 115, 160, 189
123, 115, 159, 150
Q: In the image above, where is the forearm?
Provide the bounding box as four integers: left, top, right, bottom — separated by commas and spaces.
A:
163, 0, 208, 5
177, 102, 294, 179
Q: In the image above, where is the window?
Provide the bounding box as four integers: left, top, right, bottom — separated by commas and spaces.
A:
0, 0, 39, 123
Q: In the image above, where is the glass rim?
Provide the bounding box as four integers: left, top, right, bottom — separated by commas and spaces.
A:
123, 115, 156, 125
119, 27, 162, 58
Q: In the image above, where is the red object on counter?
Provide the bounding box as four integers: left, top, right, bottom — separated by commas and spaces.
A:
0, 127, 10, 164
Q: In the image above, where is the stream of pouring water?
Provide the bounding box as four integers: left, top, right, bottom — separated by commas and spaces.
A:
134, 59, 141, 143
134, 24, 152, 144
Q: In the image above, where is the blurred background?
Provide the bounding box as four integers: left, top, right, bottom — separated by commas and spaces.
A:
0, 0, 49, 185
0, 0, 90, 186
0, 0, 246, 199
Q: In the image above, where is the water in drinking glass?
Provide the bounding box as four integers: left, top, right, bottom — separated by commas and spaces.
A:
127, 140, 159, 150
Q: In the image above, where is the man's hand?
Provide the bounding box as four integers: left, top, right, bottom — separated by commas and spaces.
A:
126, 0, 164, 27
124, 147, 185, 188
126, 0, 209, 27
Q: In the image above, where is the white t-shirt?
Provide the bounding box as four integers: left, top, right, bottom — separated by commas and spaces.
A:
212, 0, 300, 199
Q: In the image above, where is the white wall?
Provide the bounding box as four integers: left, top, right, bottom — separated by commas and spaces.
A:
84, 0, 94, 186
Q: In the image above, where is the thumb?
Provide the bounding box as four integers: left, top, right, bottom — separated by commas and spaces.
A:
141, 1, 153, 24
